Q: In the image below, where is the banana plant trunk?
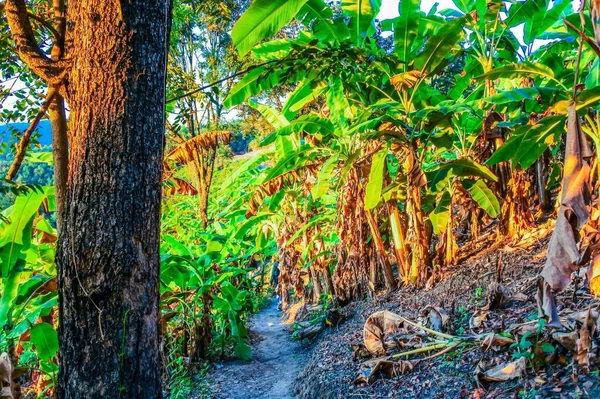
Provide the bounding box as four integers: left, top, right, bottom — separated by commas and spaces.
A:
333, 167, 373, 301
309, 266, 323, 302
279, 248, 292, 309
388, 200, 409, 284
316, 236, 335, 295
368, 247, 378, 286
535, 150, 552, 211
405, 151, 431, 285
441, 212, 458, 266
190, 291, 212, 361
493, 137, 510, 198
191, 148, 211, 228
434, 190, 458, 269
365, 209, 396, 291
501, 167, 534, 237
322, 265, 335, 296
470, 209, 481, 240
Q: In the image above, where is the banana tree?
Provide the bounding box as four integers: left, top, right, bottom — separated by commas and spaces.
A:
357, 0, 467, 285
160, 158, 278, 361
244, 95, 400, 300
0, 187, 59, 388
164, 130, 232, 227
447, 1, 593, 238
226, 0, 475, 289
241, 98, 371, 303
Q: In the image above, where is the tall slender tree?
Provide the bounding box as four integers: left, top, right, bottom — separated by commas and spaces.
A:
167, 0, 246, 226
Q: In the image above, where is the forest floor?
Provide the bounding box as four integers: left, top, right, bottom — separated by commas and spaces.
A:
293, 221, 600, 399
202, 220, 600, 398
206, 297, 310, 398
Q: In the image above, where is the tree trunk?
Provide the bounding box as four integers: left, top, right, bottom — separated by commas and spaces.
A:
535, 151, 552, 211
49, 0, 68, 231
56, 2, 171, 398
309, 266, 322, 302
49, 95, 68, 231
365, 209, 396, 291
322, 265, 335, 296
388, 200, 409, 284
405, 150, 431, 285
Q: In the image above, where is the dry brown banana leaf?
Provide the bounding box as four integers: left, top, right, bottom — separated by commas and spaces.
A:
419, 306, 449, 332
363, 310, 405, 356
166, 131, 231, 164
538, 104, 592, 326
0, 353, 17, 399
477, 357, 526, 382
354, 359, 414, 385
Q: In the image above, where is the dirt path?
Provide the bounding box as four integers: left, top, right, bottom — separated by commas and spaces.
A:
208, 298, 308, 399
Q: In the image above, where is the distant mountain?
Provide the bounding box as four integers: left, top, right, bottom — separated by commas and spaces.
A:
0, 120, 252, 155
0, 120, 52, 146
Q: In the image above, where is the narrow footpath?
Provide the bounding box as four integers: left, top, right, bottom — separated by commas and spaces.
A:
208, 298, 308, 399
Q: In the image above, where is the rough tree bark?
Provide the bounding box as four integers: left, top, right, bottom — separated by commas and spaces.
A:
6, 2, 173, 396
54, 2, 171, 398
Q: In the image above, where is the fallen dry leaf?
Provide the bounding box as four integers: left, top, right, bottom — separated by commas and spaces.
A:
363, 310, 405, 355
477, 357, 527, 382
419, 306, 449, 332
0, 353, 17, 399
552, 331, 578, 352
576, 307, 595, 373
350, 344, 371, 360
508, 292, 528, 302
469, 310, 489, 330
480, 333, 515, 349
354, 359, 414, 385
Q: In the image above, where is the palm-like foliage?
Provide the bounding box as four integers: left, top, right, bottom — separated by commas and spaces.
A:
223, 0, 600, 302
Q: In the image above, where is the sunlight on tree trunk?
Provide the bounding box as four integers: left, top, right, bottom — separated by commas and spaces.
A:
54, 2, 171, 397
